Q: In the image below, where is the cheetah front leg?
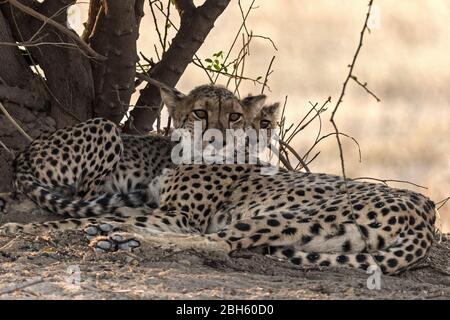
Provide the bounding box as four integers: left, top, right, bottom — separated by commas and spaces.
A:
0, 217, 127, 236
0, 209, 231, 256
86, 209, 230, 255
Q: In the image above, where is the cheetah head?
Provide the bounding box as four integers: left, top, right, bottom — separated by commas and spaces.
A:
160, 84, 267, 136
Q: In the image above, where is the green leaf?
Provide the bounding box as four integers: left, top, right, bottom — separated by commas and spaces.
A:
205, 58, 212, 63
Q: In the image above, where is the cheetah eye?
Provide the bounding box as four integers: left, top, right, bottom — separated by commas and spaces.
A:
192, 110, 207, 120
260, 120, 271, 129
229, 113, 242, 122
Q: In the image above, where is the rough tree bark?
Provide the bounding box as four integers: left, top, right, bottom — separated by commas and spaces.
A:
0, 0, 230, 133
1, 0, 94, 128
0, 9, 47, 109
87, 0, 144, 124
0, 7, 55, 192
0, 0, 231, 192
123, 0, 231, 133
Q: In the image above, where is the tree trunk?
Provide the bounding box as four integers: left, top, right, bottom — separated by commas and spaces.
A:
1, 0, 94, 128
123, 0, 231, 133
88, 0, 143, 125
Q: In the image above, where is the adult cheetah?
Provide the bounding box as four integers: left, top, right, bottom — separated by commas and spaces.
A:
1, 83, 273, 218
0, 163, 437, 275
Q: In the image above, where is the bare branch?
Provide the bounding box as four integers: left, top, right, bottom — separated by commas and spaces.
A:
329, 0, 374, 179
0, 138, 14, 157
350, 75, 381, 102
81, 0, 101, 43
173, 0, 195, 14
328, 0, 379, 269
436, 197, 450, 211
261, 55, 275, 94
6, 0, 105, 61
352, 177, 428, 190
0, 101, 32, 142
124, 0, 231, 133
279, 140, 310, 173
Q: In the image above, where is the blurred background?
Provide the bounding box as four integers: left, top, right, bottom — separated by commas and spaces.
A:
74, 0, 449, 231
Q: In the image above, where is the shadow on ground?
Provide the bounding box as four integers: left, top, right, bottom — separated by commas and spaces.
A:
0, 228, 449, 299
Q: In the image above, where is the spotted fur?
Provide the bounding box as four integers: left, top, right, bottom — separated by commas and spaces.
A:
0, 84, 275, 218
1, 164, 437, 275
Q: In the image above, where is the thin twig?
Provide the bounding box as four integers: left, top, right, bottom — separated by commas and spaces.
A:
436, 197, 450, 211
261, 56, 275, 94
286, 97, 331, 145
0, 139, 14, 157
328, 0, 379, 268
213, 0, 256, 83
330, 0, 374, 179
352, 177, 428, 190
302, 131, 362, 165
278, 153, 294, 171
8, 7, 83, 123
279, 140, 310, 173
150, 2, 214, 83
7, 0, 105, 61
0, 277, 44, 295
350, 75, 381, 102
0, 102, 32, 142
135, 72, 175, 92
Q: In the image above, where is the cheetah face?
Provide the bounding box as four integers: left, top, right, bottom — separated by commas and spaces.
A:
160, 84, 266, 136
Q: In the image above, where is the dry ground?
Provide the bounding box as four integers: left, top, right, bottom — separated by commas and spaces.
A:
0, 207, 449, 300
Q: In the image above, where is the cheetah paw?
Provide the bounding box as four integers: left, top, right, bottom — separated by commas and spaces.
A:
84, 222, 118, 239
173, 234, 231, 255
89, 232, 142, 253
0, 222, 24, 236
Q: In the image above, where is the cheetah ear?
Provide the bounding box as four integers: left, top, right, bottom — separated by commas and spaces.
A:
263, 102, 281, 118
159, 86, 186, 116
240, 94, 267, 117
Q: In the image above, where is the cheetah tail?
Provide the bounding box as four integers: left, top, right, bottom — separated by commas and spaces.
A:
13, 172, 154, 218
